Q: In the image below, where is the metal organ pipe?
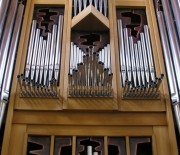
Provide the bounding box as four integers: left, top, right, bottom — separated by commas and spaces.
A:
0, 0, 18, 91
55, 15, 64, 81
0, 0, 10, 41
169, 0, 180, 40
156, 10, 180, 133
117, 19, 164, 98
0, 2, 24, 129
49, 25, 57, 82
25, 20, 37, 78
117, 19, 126, 86
144, 25, 155, 82
161, 0, 180, 92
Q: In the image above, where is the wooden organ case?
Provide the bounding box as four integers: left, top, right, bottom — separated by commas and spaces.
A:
1, 0, 179, 155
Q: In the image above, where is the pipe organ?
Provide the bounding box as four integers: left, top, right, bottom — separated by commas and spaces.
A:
154, 0, 180, 136
18, 7, 64, 97
0, 0, 180, 155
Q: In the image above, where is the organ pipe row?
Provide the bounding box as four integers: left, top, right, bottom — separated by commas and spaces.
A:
0, 1, 25, 129
73, 0, 108, 17
117, 19, 164, 99
154, 0, 180, 134
68, 43, 113, 97
17, 15, 64, 97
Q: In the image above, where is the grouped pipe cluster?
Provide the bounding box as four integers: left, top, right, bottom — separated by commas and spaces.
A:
117, 19, 164, 99
0, 0, 25, 129
17, 15, 64, 97
154, 0, 180, 133
68, 43, 113, 97
73, 0, 108, 17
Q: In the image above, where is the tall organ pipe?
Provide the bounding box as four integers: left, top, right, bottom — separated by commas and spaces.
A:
157, 11, 180, 133
0, 0, 10, 41
0, 0, 18, 91
55, 15, 64, 81
0, 3, 24, 129
161, 0, 180, 92
169, 0, 180, 40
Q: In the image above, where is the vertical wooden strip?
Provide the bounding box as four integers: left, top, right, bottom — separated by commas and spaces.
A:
126, 136, 130, 155
152, 135, 158, 155
22, 133, 28, 155
1, 0, 33, 154
111, 0, 122, 109
104, 136, 108, 155
8, 124, 27, 155
72, 136, 76, 155
59, 0, 69, 98
108, 0, 118, 102
50, 136, 55, 155
153, 126, 172, 155
63, 0, 73, 102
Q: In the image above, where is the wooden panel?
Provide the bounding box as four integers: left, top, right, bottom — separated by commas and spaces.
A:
115, 0, 146, 7
72, 5, 109, 31
13, 111, 167, 126
120, 99, 166, 111
27, 125, 153, 136
63, 97, 118, 110
14, 97, 63, 110
34, 0, 65, 4
153, 126, 176, 155
8, 124, 27, 155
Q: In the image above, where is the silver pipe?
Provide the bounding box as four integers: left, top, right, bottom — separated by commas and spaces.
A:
35, 36, 43, 83
161, 0, 180, 92
30, 28, 40, 81
0, 0, 10, 40
74, 0, 77, 16
73, 44, 77, 69
104, 46, 108, 68
107, 44, 111, 73
173, 102, 180, 134
70, 42, 74, 75
157, 11, 179, 102
0, 0, 18, 90
169, 0, 180, 40
83, 0, 87, 9
89, 0, 92, 5
0, 100, 7, 129
99, 0, 102, 13
124, 28, 132, 82
94, 0, 98, 9
144, 25, 155, 82
140, 33, 150, 84
137, 40, 145, 86
55, 15, 63, 81
78, 0, 82, 13
103, 0, 107, 16
25, 20, 37, 78
43, 32, 52, 86
117, 20, 126, 86
134, 43, 141, 86
49, 24, 57, 82
0, 3, 24, 101
39, 40, 47, 85
129, 36, 137, 87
